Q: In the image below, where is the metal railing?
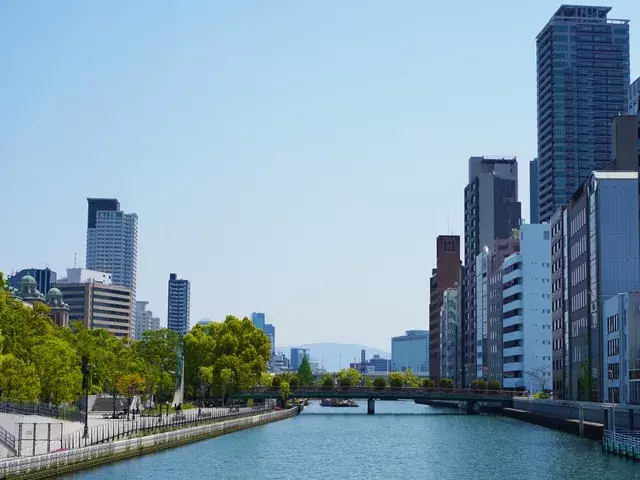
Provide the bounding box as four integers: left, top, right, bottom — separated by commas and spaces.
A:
242, 386, 527, 397
603, 429, 640, 459
0, 425, 16, 454
61, 402, 273, 450
0, 400, 83, 422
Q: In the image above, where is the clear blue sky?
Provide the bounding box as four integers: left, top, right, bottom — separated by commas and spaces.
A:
2, 1, 639, 351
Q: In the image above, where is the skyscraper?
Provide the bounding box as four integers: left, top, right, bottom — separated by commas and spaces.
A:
167, 273, 191, 335
536, 5, 630, 222
463, 156, 521, 387
264, 323, 276, 356
86, 198, 138, 336
529, 159, 539, 223
136, 301, 160, 338
251, 312, 265, 331
428, 235, 460, 383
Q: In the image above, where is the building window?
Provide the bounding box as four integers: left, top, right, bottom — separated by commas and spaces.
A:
444, 240, 455, 253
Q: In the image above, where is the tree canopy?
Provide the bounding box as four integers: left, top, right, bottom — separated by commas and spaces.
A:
297, 355, 314, 386
0, 273, 272, 406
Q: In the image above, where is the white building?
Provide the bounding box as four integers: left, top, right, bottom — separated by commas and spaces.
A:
57, 268, 112, 285
602, 292, 640, 404
136, 301, 161, 338
86, 199, 138, 336
501, 223, 552, 393
391, 330, 429, 374
440, 286, 460, 384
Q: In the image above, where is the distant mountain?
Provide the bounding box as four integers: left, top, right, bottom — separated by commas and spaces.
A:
277, 343, 391, 372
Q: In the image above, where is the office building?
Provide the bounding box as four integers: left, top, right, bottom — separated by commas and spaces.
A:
608, 115, 637, 171
602, 291, 640, 404
429, 235, 461, 382
530, 159, 539, 223
439, 285, 460, 384
391, 330, 429, 374
167, 273, 190, 336
463, 155, 521, 386
7, 268, 57, 296
57, 281, 133, 337
551, 171, 640, 401
85, 198, 138, 335
251, 312, 266, 331
486, 236, 520, 385
536, 5, 630, 222
57, 268, 112, 285
264, 323, 276, 356
135, 301, 160, 338
501, 224, 552, 393
629, 76, 640, 114
290, 348, 309, 371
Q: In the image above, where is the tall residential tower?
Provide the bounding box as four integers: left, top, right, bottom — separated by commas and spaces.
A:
167, 273, 191, 335
536, 5, 630, 222
86, 198, 138, 335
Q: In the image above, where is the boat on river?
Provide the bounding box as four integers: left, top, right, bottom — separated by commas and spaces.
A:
320, 398, 358, 407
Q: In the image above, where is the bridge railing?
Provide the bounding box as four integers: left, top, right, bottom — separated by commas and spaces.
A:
241, 386, 527, 397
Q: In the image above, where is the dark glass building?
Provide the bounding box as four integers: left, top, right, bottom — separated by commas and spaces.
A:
7, 268, 57, 296
536, 5, 630, 222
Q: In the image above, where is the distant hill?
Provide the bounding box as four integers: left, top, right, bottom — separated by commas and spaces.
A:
277, 343, 391, 373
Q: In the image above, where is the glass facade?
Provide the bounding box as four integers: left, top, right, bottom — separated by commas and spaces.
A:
536, 6, 629, 222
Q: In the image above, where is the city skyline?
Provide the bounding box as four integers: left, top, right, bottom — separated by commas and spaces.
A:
5, 2, 640, 351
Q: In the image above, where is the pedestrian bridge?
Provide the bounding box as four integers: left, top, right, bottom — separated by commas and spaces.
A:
230, 387, 525, 414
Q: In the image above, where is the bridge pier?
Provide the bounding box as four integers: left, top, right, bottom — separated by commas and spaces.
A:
367, 398, 375, 415
466, 401, 479, 415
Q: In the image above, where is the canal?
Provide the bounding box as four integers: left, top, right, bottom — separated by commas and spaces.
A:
64, 401, 636, 479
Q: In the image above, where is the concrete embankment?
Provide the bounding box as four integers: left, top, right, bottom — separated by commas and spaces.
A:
0, 407, 299, 480
503, 399, 640, 440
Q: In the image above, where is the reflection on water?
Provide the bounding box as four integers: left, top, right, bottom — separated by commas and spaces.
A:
64, 400, 637, 480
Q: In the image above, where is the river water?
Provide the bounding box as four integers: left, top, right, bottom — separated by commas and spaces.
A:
65, 401, 637, 480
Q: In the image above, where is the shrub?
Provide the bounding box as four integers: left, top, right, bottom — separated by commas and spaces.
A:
471, 379, 488, 390
322, 376, 334, 387
439, 378, 454, 389
422, 378, 436, 389
271, 376, 281, 388
488, 380, 501, 391
373, 377, 386, 390
533, 391, 550, 400
289, 375, 299, 389
388, 373, 404, 389
338, 376, 352, 388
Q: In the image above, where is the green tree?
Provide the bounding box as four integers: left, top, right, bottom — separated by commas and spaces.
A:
319, 373, 334, 387
271, 375, 282, 388
373, 377, 386, 390
297, 355, 314, 386
198, 366, 214, 406
136, 329, 180, 401
220, 368, 232, 406
337, 368, 361, 388
439, 378, 454, 389
260, 372, 273, 387
0, 354, 41, 401
364, 377, 373, 388
388, 372, 404, 389
404, 369, 421, 387
280, 381, 291, 404
422, 377, 436, 389
488, 380, 501, 391
31, 337, 82, 404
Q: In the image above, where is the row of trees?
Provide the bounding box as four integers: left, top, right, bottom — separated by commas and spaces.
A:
0, 273, 271, 407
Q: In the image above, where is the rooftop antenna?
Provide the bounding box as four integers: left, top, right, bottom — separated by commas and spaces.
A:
447, 212, 450, 234
74, 253, 77, 269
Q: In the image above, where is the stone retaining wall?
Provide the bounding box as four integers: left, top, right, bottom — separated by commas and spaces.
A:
0, 408, 298, 480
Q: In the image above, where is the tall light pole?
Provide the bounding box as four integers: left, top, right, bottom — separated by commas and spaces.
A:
81, 356, 90, 439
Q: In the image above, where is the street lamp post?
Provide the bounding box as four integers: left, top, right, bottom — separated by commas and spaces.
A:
81, 356, 90, 439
